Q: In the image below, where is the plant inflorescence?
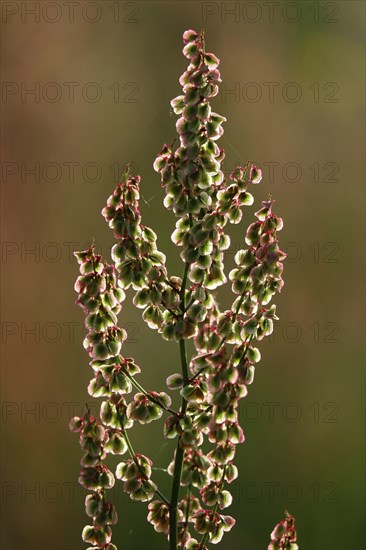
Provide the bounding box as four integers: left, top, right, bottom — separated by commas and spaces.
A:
70, 28, 297, 550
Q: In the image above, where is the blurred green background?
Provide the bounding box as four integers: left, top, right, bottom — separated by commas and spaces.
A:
1, 1, 365, 549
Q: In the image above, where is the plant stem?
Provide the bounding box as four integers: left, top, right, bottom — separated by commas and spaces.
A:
184, 483, 192, 526
169, 440, 184, 549
237, 333, 254, 363
116, 355, 178, 415
179, 340, 189, 385
169, 261, 190, 550
180, 262, 190, 301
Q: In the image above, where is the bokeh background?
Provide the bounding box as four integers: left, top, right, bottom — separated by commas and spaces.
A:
1, 1, 365, 549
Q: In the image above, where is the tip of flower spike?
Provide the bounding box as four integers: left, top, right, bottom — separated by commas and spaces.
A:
262, 198, 275, 209
182, 29, 207, 58
204, 53, 220, 69
73, 244, 98, 265
268, 510, 298, 550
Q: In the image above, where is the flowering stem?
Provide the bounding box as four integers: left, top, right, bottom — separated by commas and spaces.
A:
169, 261, 190, 550
122, 366, 179, 416
199, 466, 227, 549
122, 425, 171, 507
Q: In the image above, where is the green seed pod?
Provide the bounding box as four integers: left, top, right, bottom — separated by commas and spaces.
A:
180, 414, 193, 432
245, 222, 262, 246
208, 332, 221, 350
207, 463, 222, 482
149, 287, 162, 305
100, 400, 115, 426
242, 317, 258, 336
181, 246, 200, 263
115, 461, 127, 480
246, 346, 261, 363
202, 484, 219, 507
190, 266, 205, 284
132, 479, 157, 502
174, 318, 186, 335
195, 411, 212, 429
197, 102, 211, 119
109, 371, 131, 394
187, 196, 203, 214
164, 415, 180, 439
79, 450, 98, 467
85, 493, 101, 517
105, 431, 128, 455
184, 88, 201, 105
187, 117, 201, 133
208, 443, 235, 464
218, 315, 233, 337
127, 401, 150, 423
166, 372, 184, 390
225, 462, 238, 483
82, 437, 103, 458
69, 416, 82, 432
193, 512, 210, 534
190, 226, 209, 245
124, 478, 141, 494
94, 502, 118, 527
183, 42, 199, 58
96, 525, 113, 546
82, 525, 96, 544
243, 365, 255, 385
180, 382, 207, 403
186, 302, 207, 323
87, 376, 109, 398
161, 322, 176, 340
218, 490, 232, 510
170, 95, 185, 114
228, 205, 243, 224
213, 389, 230, 408
98, 469, 115, 489
175, 193, 189, 213
133, 288, 151, 308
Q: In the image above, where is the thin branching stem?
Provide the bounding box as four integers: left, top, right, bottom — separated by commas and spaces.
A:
122, 425, 171, 507
117, 356, 179, 416
185, 483, 192, 526
169, 260, 190, 550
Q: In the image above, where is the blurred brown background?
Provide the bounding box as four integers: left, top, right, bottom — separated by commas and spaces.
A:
1, 1, 365, 549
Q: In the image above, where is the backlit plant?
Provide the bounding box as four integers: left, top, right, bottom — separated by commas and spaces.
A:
70, 29, 296, 550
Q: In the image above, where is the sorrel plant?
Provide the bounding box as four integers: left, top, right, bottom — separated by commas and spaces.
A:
70, 28, 298, 550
